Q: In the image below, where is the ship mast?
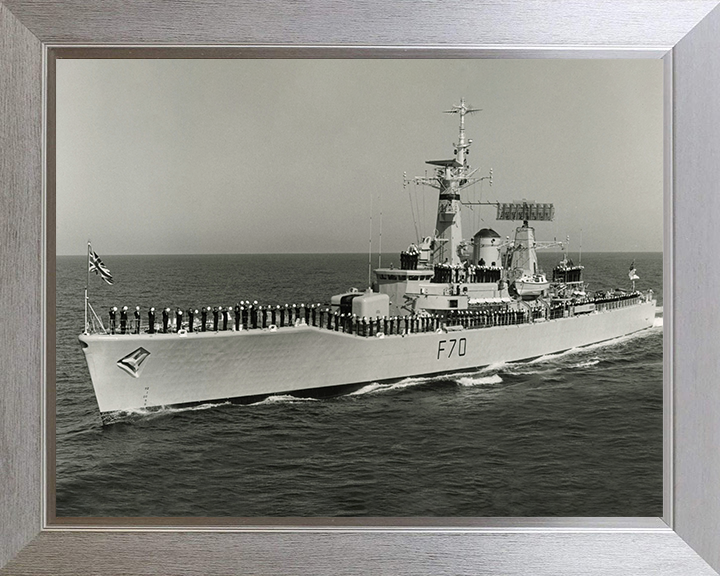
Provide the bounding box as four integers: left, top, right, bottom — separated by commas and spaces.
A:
452, 97, 475, 167
406, 98, 485, 266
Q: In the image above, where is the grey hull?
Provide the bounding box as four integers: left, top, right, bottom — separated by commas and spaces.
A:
79, 301, 657, 415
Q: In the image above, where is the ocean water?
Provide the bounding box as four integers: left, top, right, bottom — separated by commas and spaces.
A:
55, 252, 663, 517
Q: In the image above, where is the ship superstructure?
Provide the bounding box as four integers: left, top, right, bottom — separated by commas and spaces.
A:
372, 99, 567, 317
78, 99, 656, 422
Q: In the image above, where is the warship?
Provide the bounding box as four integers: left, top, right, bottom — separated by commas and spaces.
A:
78, 99, 656, 422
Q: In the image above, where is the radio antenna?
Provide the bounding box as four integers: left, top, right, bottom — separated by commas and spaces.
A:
579, 228, 583, 264
368, 194, 373, 288
378, 191, 383, 270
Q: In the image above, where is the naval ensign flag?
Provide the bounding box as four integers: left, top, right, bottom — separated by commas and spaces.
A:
88, 246, 114, 285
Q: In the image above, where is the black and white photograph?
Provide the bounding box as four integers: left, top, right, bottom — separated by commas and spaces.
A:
55, 58, 663, 518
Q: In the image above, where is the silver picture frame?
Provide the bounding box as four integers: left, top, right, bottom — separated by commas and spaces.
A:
2, 1, 720, 574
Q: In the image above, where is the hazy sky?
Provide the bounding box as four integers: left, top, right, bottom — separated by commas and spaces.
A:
56, 59, 662, 255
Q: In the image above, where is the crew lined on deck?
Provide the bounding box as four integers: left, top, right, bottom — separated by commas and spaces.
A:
105, 292, 644, 339
432, 262, 502, 284
120, 306, 128, 334
400, 243, 421, 270
108, 306, 117, 334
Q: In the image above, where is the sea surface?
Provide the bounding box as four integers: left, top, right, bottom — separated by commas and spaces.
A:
55, 252, 663, 517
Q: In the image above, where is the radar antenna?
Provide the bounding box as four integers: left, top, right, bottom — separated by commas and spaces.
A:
404, 98, 488, 193
443, 98, 482, 117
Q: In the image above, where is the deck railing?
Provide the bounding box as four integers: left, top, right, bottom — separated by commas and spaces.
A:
98, 292, 648, 337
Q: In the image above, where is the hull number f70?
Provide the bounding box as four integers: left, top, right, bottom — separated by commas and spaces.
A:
437, 338, 467, 359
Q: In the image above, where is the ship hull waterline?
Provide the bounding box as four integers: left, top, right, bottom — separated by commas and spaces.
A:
78, 301, 657, 418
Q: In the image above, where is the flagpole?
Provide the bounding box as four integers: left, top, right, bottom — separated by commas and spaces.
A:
85, 240, 90, 334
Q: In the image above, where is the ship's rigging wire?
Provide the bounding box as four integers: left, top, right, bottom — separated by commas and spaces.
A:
407, 181, 420, 243
412, 186, 422, 241
471, 179, 479, 233
465, 178, 485, 235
